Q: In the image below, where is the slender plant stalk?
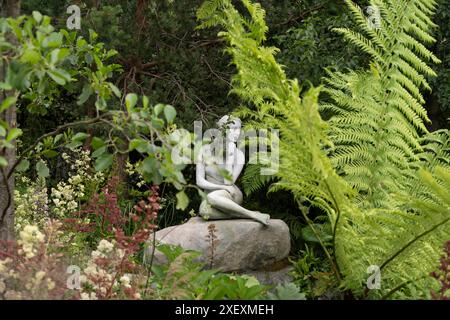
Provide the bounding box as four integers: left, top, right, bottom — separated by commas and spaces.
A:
380, 217, 450, 271
299, 203, 342, 282
324, 180, 342, 278
380, 276, 428, 300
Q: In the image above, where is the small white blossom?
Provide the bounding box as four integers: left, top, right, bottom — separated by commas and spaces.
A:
97, 239, 114, 253
119, 274, 132, 288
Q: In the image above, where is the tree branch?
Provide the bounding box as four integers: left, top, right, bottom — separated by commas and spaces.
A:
275, 1, 331, 27
7, 116, 107, 179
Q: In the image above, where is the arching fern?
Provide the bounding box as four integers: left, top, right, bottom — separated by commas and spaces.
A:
336, 166, 450, 299
322, 0, 441, 208
197, 0, 450, 299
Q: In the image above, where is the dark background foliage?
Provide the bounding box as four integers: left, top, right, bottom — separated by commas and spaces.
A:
20, 0, 449, 130
18, 0, 449, 246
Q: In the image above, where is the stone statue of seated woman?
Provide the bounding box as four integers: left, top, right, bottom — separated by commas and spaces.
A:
196, 115, 270, 225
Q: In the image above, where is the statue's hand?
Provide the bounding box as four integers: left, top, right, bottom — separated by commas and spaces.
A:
224, 185, 236, 194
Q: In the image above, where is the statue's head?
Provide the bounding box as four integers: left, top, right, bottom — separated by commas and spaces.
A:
217, 115, 241, 143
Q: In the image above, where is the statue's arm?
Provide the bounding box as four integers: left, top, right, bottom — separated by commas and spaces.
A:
231, 149, 245, 183
196, 162, 230, 191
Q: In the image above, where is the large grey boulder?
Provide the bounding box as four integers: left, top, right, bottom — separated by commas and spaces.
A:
145, 217, 290, 272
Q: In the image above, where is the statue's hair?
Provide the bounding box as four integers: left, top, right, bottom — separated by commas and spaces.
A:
217, 115, 241, 129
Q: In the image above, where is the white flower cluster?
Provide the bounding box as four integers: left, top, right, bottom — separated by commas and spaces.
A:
51, 182, 79, 215
14, 177, 49, 232
79, 239, 141, 300
51, 149, 105, 217
25, 271, 55, 292
17, 225, 45, 259
0, 260, 56, 300
0, 223, 71, 300
91, 239, 115, 259
0, 222, 65, 300
119, 274, 132, 288
0, 259, 14, 293
80, 292, 98, 300
0, 258, 16, 299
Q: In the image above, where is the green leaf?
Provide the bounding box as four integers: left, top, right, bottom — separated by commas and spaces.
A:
142, 95, 149, 109
105, 49, 118, 59
7, 61, 32, 91
92, 146, 106, 158
95, 97, 107, 110
66, 140, 82, 150
91, 137, 105, 150
175, 190, 189, 211
60, 29, 70, 41
108, 83, 121, 98
154, 104, 164, 116
16, 159, 30, 172
50, 48, 70, 64
71, 132, 89, 142
53, 134, 63, 144
141, 157, 156, 173
243, 276, 261, 288
6, 128, 22, 142
94, 153, 113, 172
76, 38, 87, 49
129, 139, 149, 153
21, 49, 41, 64
267, 283, 306, 300
151, 117, 165, 129
32, 11, 43, 23
42, 150, 58, 158
0, 82, 12, 90
0, 125, 6, 137
125, 93, 138, 113
47, 69, 71, 85
36, 160, 50, 178
78, 84, 94, 105
89, 29, 98, 42
50, 50, 59, 64
42, 32, 63, 48
0, 156, 7, 167
164, 105, 177, 123
151, 170, 163, 185
301, 224, 332, 243
84, 53, 93, 65
0, 96, 17, 113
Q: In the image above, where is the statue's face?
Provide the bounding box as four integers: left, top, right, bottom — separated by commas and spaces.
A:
227, 121, 241, 143
216, 115, 241, 143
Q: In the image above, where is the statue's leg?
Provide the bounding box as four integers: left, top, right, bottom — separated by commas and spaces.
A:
199, 199, 230, 220
201, 190, 270, 225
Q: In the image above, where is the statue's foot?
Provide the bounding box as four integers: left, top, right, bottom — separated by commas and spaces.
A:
254, 212, 270, 226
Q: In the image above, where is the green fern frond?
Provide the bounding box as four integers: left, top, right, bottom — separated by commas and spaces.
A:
196, 0, 231, 29
333, 28, 384, 62
419, 130, 450, 170
323, 0, 439, 207
241, 164, 277, 196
